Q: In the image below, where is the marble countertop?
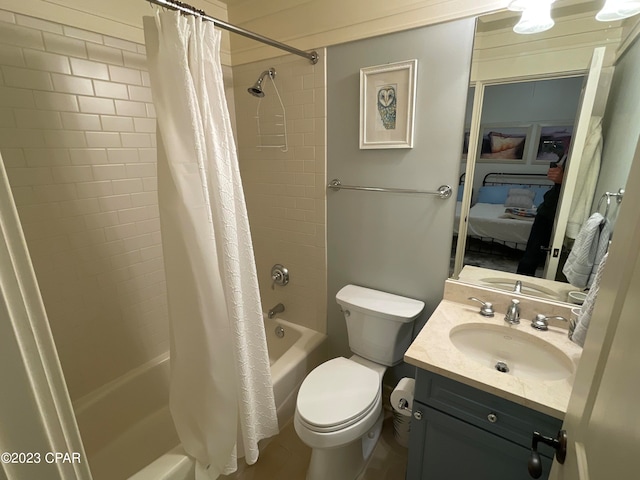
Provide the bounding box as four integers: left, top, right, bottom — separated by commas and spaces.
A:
405, 297, 583, 419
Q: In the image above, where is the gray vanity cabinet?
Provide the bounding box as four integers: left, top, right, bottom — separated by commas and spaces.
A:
406, 369, 562, 480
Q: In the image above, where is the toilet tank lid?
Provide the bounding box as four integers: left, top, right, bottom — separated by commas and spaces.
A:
336, 285, 425, 321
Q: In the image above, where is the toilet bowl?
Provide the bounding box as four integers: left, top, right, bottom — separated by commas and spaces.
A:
294, 356, 386, 480
295, 356, 384, 446
294, 285, 424, 480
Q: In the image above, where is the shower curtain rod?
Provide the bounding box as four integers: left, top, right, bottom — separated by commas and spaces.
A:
145, 0, 319, 64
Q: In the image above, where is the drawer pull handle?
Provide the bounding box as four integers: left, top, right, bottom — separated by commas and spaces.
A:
487, 413, 498, 423
413, 410, 423, 420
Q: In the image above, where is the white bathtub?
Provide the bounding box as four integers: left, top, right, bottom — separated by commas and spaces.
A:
73, 316, 326, 480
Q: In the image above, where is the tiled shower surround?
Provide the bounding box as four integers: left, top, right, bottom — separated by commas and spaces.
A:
1, 9, 328, 402
233, 54, 327, 334
0, 10, 165, 400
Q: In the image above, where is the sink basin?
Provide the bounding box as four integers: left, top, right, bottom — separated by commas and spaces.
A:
449, 323, 574, 381
478, 277, 561, 300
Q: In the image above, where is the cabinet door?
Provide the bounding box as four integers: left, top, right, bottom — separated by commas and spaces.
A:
407, 401, 553, 480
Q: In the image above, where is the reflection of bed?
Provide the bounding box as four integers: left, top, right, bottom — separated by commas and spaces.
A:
455, 173, 553, 250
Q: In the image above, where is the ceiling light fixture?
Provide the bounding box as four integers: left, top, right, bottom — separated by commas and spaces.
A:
512, 1, 556, 34
596, 0, 640, 21
508, 0, 640, 35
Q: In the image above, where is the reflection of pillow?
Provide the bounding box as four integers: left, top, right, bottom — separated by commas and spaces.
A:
531, 186, 552, 206
481, 147, 521, 159
489, 132, 525, 153
476, 185, 514, 204
505, 188, 535, 208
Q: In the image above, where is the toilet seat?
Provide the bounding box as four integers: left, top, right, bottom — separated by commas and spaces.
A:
297, 390, 381, 433
296, 357, 380, 433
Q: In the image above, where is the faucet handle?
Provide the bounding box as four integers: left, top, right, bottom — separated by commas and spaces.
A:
531, 314, 568, 331
271, 271, 282, 290
531, 314, 550, 331
468, 297, 495, 317
271, 264, 289, 290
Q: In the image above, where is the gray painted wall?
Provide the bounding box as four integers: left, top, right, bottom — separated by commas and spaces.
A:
481, 77, 583, 124
326, 18, 476, 383
597, 36, 640, 215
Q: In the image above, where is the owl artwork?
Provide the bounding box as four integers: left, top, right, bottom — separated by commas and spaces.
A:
377, 84, 397, 130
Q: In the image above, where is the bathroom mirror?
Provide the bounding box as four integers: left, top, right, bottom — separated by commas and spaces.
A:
451, 1, 639, 304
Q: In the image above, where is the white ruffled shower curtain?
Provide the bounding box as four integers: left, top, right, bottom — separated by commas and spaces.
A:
143, 11, 278, 479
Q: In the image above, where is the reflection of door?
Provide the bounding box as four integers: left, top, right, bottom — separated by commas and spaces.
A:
548, 137, 640, 480
544, 47, 605, 279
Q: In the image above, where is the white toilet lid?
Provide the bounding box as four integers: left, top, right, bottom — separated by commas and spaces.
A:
297, 357, 380, 429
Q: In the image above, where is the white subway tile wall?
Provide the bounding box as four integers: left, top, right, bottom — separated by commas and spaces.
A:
0, 11, 166, 400
233, 53, 327, 333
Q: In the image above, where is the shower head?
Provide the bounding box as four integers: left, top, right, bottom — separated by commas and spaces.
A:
247, 84, 265, 97
248, 68, 276, 97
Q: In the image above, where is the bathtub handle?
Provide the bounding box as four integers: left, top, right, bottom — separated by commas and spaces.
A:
271, 264, 289, 289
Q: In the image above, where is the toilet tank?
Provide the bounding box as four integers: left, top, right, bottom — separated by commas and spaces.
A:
336, 285, 425, 366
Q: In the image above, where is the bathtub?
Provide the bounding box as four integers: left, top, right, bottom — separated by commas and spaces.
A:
73, 316, 327, 480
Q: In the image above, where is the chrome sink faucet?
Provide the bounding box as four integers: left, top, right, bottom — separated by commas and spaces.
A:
505, 299, 520, 324
513, 280, 522, 293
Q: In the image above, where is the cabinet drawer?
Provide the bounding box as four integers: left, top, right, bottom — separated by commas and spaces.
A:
407, 401, 551, 480
414, 369, 562, 456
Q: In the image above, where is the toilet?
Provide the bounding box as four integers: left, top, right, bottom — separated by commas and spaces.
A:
294, 284, 425, 480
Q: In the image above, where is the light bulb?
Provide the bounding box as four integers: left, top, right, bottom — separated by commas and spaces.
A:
596, 0, 640, 21
514, 3, 555, 34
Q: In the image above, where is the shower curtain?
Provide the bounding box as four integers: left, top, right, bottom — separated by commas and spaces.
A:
143, 11, 278, 479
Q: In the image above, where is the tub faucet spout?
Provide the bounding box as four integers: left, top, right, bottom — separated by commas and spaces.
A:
268, 303, 285, 319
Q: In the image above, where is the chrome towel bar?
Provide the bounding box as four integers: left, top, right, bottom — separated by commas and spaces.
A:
327, 178, 452, 199
597, 188, 625, 218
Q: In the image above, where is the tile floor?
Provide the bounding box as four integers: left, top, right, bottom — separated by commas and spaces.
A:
220, 410, 408, 480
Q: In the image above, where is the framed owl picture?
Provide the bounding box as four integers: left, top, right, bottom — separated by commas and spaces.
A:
359, 59, 417, 149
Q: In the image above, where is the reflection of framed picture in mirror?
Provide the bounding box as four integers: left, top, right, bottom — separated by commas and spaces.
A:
359, 59, 417, 149
478, 124, 531, 163
535, 124, 574, 163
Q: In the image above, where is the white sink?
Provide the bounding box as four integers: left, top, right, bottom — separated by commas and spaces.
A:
449, 323, 574, 381
478, 277, 562, 301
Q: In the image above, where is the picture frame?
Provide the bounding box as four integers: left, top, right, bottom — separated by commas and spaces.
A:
478, 124, 532, 163
359, 59, 417, 149
535, 123, 574, 163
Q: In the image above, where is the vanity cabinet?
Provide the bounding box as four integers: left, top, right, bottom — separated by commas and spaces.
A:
406, 369, 562, 480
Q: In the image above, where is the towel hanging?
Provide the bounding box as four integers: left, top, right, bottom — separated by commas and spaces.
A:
562, 212, 611, 288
